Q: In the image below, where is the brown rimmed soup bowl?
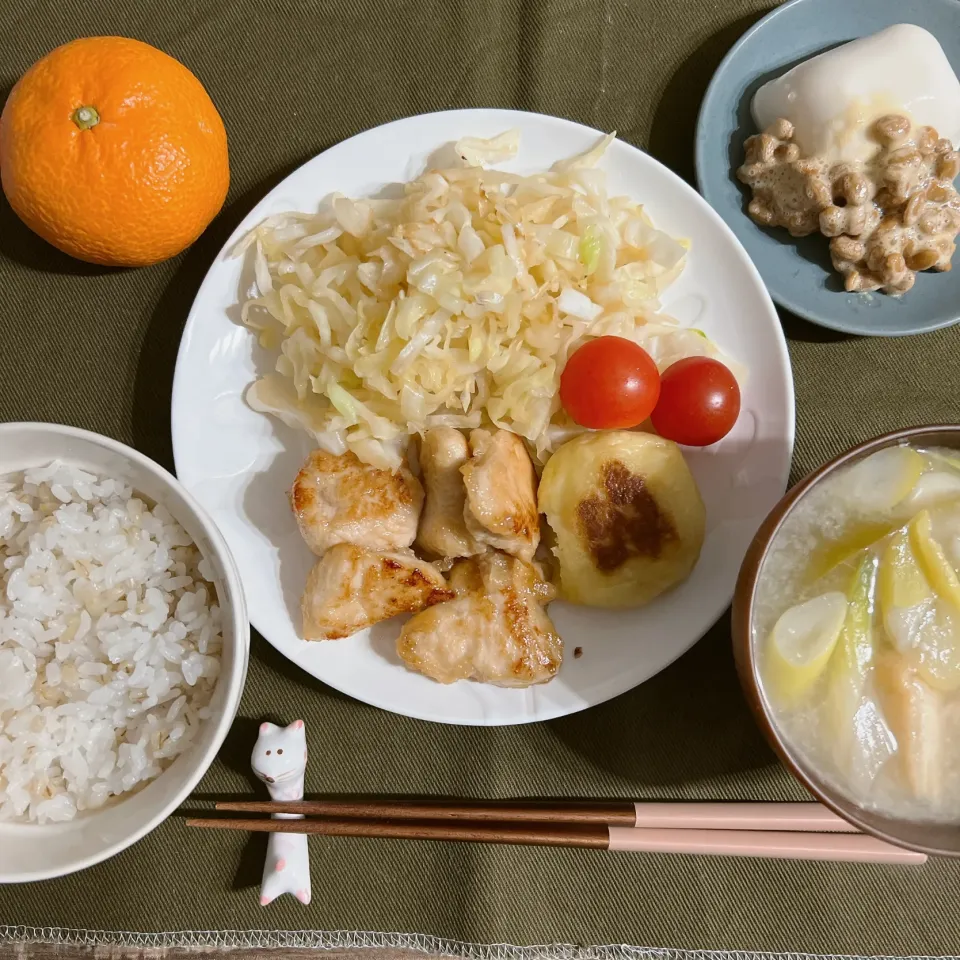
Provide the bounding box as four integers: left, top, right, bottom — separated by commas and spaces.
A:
732, 424, 960, 857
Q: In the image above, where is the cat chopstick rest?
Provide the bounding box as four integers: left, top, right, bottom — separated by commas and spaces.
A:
251, 719, 311, 906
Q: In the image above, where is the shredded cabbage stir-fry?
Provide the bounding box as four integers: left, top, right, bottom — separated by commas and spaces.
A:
238, 131, 741, 469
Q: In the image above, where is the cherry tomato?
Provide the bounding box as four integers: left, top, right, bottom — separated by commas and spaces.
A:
650, 356, 740, 446
559, 336, 660, 429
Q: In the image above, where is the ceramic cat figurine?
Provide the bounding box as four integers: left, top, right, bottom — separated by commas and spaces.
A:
250, 719, 311, 905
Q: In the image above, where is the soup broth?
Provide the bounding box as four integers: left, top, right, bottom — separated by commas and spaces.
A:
755, 444, 960, 821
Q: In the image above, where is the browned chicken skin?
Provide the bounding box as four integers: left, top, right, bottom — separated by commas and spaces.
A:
461, 429, 540, 563
416, 428, 484, 559
290, 448, 423, 555
396, 551, 561, 686
302, 544, 453, 641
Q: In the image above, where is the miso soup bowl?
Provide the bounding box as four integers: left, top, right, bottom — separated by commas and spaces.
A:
732, 424, 960, 857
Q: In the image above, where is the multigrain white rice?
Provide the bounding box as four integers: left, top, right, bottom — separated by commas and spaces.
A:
0, 461, 222, 823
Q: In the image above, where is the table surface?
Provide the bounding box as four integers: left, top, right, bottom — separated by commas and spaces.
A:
2, 0, 960, 955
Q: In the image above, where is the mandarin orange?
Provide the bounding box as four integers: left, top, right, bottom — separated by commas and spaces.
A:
0, 36, 229, 267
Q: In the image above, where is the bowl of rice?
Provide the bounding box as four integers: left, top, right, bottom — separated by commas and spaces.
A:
0, 422, 248, 882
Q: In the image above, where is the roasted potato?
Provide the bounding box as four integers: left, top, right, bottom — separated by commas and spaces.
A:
538, 431, 705, 607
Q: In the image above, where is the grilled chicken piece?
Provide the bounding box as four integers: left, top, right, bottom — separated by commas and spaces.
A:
416, 428, 484, 559
301, 544, 453, 641
290, 449, 423, 555
461, 429, 540, 563
396, 551, 561, 686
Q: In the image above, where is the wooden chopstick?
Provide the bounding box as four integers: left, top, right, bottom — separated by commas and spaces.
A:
192, 817, 610, 847
214, 799, 636, 825
212, 799, 858, 832
185, 816, 926, 864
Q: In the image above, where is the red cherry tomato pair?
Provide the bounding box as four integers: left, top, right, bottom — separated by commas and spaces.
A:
558, 335, 740, 446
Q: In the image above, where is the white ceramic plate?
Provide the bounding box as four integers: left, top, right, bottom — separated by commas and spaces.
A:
172, 109, 794, 726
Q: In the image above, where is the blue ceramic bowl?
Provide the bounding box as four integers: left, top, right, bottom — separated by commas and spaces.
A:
696, 0, 960, 337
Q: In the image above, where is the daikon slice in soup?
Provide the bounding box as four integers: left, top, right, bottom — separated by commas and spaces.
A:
754, 445, 960, 821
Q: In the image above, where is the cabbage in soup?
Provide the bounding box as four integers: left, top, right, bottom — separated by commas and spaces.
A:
754, 445, 960, 821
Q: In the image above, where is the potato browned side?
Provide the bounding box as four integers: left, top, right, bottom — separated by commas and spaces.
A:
538, 432, 705, 607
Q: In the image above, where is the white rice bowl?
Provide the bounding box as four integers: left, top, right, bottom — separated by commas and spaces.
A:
0, 461, 222, 824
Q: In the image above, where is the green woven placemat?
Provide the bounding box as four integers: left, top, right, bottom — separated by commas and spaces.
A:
2, 0, 960, 954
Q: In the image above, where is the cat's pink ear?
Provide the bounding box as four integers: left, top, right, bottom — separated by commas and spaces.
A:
289, 719, 304, 730
260, 722, 276, 734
